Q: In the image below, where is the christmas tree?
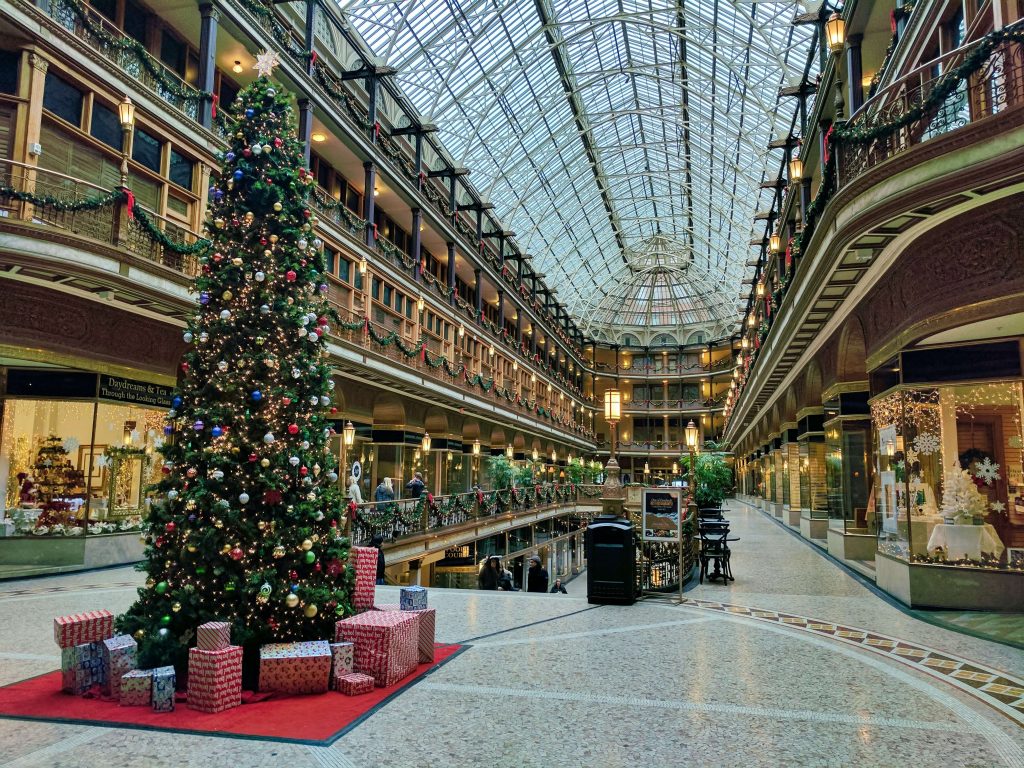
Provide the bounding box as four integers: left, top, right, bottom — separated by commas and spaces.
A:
939, 462, 987, 523
118, 53, 354, 674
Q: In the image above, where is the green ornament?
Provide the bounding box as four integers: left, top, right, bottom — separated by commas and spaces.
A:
304, 550, 316, 564
155, 581, 168, 594
225, 582, 236, 591
159, 614, 171, 626
196, 566, 207, 575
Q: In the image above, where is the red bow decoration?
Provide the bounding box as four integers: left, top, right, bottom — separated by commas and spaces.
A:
210, 93, 218, 119
420, 343, 427, 362
310, 51, 319, 65
426, 492, 434, 505
122, 188, 136, 220
823, 124, 835, 165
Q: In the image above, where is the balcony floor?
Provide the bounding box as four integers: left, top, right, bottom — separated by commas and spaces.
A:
0, 501, 1021, 766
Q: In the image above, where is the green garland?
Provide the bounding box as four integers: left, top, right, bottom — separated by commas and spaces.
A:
54, 0, 208, 103
0, 184, 123, 212
131, 204, 212, 256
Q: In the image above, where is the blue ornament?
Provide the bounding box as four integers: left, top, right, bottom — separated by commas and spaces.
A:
193, 420, 204, 431
245, 108, 254, 118
213, 189, 223, 201
226, 151, 235, 161
211, 426, 223, 438
188, 514, 197, 523
251, 390, 263, 401
233, 169, 243, 181
172, 396, 182, 409
199, 292, 210, 305
163, 425, 173, 435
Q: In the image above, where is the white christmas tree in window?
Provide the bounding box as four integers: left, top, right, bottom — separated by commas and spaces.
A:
939, 462, 988, 524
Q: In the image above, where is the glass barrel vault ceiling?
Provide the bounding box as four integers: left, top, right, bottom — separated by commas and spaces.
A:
338, 0, 817, 341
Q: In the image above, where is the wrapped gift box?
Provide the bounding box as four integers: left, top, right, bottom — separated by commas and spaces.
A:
152, 666, 176, 712
335, 610, 417, 688
60, 647, 76, 693
60, 642, 103, 694
187, 645, 242, 713
336, 672, 375, 696
328, 641, 354, 689
53, 610, 114, 648
120, 669, 152, 707
259, 640, 331, 695
351, 546, 378, 611
373, 605, 435, 664
196, 621, 232, 651
400, 586, 428, 611
101, 635, 138, 698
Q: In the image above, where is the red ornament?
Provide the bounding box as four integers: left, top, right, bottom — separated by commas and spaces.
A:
289, 570, 298, 581
318, 316, 328, 326
285, 270, 297, 282
248, 453, 258, 462
303, 209, 311, 218
282, 397, 292, 405
300, 259, 307, 267
212, 253, 223, 262
165, 522, 176, 533
260, 237, 268, 246
230, 547, 244, 561
243, 148, 252, 157
263, 490, 283, 505
299, 466, 309, 476
273, 137, 283, 148
181, 362, 190, 373
313, 562, 322, 572
330, 407, 338, 414
287, 424, 299, 435
155, 535, 165, 548
161, 465, 171, 474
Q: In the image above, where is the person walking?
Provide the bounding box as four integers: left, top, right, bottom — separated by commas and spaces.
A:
369, 533, 386, 585
347, 475, 363, 504
478, 556, 500, 590
406, 472, 426, 499
549, 578, 568, 594
526, 554, 549, 593
374, 476, 394, 503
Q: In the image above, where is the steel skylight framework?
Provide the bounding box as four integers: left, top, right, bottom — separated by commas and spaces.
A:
339, 0, 817, 339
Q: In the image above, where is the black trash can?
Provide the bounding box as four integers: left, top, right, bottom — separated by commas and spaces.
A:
585, 515, 637, 605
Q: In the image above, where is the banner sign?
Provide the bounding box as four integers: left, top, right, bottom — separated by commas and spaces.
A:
641, 488, 682, 542
98, 375, 174, 409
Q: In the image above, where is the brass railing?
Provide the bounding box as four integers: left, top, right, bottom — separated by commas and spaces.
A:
838, 36, 1024, 185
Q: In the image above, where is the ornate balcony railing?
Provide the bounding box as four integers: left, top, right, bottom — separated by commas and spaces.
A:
623, 399, 723, 411
0, 159, 202, 276
838, 32, 1024, 186
350, 484, 583, 544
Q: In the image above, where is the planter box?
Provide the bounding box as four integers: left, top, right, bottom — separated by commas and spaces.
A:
876, 551, 1024, 610
772, 502, 784, 518
800, 512, 828, 541
0, 532, 144, 579
826, 527, 877, 561
786, 506, 801, 527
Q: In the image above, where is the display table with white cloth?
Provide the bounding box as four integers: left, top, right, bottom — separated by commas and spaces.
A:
926, 523, 1005, 560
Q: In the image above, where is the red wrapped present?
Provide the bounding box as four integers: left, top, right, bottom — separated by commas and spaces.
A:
336, 672, 374, 696
187, 645, 242, 713
53, 610, 114, 648
196, 621, 232, 651
351, 546, 378, 611
259, 640, 331, 695
335, 610, 417, 687
373, 605, 435, 663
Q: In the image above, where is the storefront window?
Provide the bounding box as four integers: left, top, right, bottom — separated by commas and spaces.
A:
1, 393, 163, 537
870, 381, 1023, 571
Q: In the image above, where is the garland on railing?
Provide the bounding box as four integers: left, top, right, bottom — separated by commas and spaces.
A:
836, 24, 1024, 144
0, 184, 123, 212
53, 0, 208, 103
130, 204, 212, 256
312, 195, 366, 234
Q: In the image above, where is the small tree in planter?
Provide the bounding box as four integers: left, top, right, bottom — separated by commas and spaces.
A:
680, 451, 733, 509
484, 455, 515, 490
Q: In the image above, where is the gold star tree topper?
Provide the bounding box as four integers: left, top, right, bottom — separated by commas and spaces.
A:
253, 50, 280, 77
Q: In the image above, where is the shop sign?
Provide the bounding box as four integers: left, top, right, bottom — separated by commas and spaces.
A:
641, 488, 682, 542
99, 375, 174, 409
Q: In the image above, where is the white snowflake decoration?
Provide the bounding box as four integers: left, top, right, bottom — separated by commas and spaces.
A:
905, 447, 919, 466
129, 429, 141, 444
253, 50, 279, 77
913, 433, 940, 455
62, 437, 80, 454
989, 500, 1006, 514
96, 455, 110, 468
974, 457, 1001, 486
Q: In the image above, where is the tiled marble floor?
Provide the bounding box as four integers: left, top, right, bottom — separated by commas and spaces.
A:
0, 501, 1022, 767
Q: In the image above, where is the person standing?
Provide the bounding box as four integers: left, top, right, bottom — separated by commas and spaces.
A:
478, 556, 500, 590
347, 475, 363, 504
526, 554, 549, 593
406, 472, 425, 499
374, 476, 394, 502
369, 533, 386, 585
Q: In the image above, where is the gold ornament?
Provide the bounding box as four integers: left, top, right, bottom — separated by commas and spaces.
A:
172, 602, 182, 612
261, 458, 271, 468
187, 545, 197, 553
214, 519, 224, 528
304, 604, 318, 618
311, 534, 320, 544
301, 538, 313, 551
222, 290, 233, 301
273, 545, 286, 558
134, 630, 145, 640
232, 257, 243, 266
273, 202, 283, 212
285, 592, 299, 608
269, 235, 279, 243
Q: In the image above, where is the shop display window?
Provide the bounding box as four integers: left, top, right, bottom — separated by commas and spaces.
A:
798, 438, 827, 517
825, 419, 871, 533
1, 397, 163, 536
870, 381, 1024, 571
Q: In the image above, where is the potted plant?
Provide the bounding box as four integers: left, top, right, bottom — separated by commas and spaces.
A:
680, 449, 733, 509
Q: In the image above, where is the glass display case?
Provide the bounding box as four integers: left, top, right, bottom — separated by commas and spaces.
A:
870, 381, 1023, 570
